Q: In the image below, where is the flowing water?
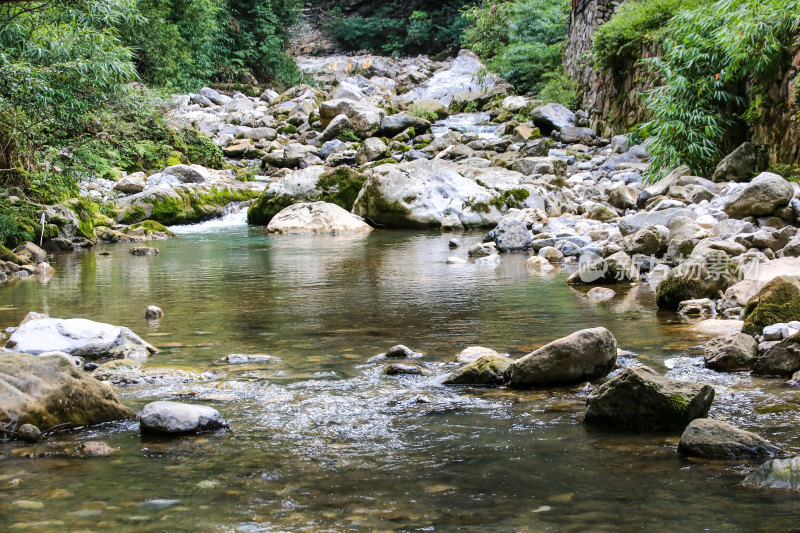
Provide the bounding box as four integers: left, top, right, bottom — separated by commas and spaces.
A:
1, 221, 800, 532
432, 113, 504, 140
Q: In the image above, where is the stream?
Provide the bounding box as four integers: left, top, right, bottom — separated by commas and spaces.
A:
1, 222, 799, 531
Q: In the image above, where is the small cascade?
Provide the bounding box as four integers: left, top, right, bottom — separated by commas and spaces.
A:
431, 112, 504, 140
168, 202, 250, 234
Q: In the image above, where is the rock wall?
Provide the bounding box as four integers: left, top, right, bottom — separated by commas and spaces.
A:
566, 1, 800, 170
564, 0, 655, 138
751, 46, 800, 169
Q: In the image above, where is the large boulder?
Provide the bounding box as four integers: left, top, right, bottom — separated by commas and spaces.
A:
678, 418, 785, 459
0, 353, 135, 436
584, 365, 715, 431
618, 207, 694, 236
703, 333, 758, 371
443, 355, 511, 386
752, 333, 800, 377
266, 202, 373, 236
656, 250, 740, 310
741, 276, 800, 336
377, 114, 431, 137
319, 99, 385, 138
623, 224, 668, 256
4, 315, 158, 362
743, 456, 800, 491
139, 401, 228, 435
530, 103, 575, 134
713, 142, 758, 182
723, 172, 794, 218
505, 328, 617, 388
247, 167, 366, 225
352, 160, 534, 229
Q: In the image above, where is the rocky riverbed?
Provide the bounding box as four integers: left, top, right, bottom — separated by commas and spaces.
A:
3, 49, 800, 529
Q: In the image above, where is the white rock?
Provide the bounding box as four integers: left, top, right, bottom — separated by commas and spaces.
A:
267, 202, 373, 235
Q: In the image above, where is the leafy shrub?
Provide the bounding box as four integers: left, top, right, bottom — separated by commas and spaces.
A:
325, 3, 468, 57
592, 0, 702, 72
462, 0, 570, 94
639, 0, 800, 181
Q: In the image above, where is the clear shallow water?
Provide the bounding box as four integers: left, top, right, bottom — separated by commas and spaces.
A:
1, 224, 800, 532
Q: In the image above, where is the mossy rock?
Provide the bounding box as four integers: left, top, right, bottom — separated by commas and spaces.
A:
145, 188, 260, 226
247, 168, 367, 226
0, 353, 135, 435
316, 167, 367, 211
277, 125, 298, 135
0, 244, 28, 265
742, 276, 800, 336
128, 220, 174, 236
247, 193, 296, 226
656, 251, 740, 311
443, 355, 511, 386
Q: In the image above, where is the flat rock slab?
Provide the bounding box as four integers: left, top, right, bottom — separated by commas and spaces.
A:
139, 401, 228, 435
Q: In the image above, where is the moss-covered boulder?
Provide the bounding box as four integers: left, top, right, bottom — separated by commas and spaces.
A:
742, 276, 800, 336
0, 353, 135, 437
117, 184, 260, 226
443, 355, 511, 386
247, 166, 367, 225
656, 250, 740, 310
584, 365, 715, 431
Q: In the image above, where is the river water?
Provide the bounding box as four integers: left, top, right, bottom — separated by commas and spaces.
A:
1, 218, 799, 531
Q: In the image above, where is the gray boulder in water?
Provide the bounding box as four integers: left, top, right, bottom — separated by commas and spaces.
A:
584, 365, 714, 431
139, 401, 228, 435
678, 418, 785, 459
505, 327, 617, 388
742, 456, 800, 491
484, 220, 532, 252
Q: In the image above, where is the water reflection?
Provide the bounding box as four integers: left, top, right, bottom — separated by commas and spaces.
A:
1, 229, 799, 531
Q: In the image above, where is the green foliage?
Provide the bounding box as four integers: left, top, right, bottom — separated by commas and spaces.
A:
214, 0, 304, 87
463, 0, 569, 94
0, 0, 139, 181
325, 3, 468, 57
639, 0, 800, 181
537, 68, 580, 109
0, 197, 37, 248
337, 129, 361, 143
122, 0, 221, 90
592, 0, 702, 72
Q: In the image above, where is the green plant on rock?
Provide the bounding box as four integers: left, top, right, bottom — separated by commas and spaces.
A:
337, 129, 361, 143
638, 0, 800, 181
317, 168, 367, 211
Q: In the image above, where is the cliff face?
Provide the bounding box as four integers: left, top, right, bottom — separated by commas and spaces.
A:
751, 46, 800, 168
565, 0, 800, 169
564, 0, 653, 137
